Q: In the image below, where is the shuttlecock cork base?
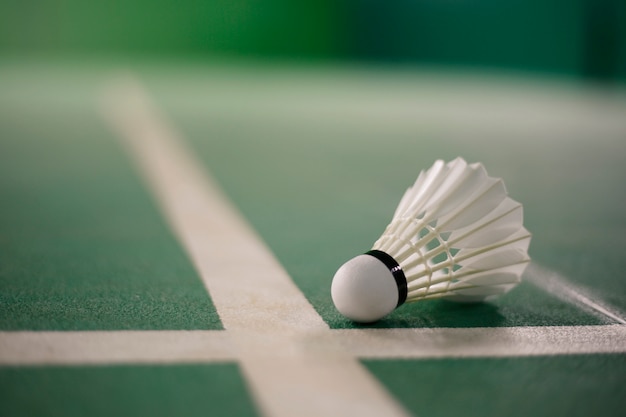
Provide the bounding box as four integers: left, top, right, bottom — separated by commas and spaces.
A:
331, 250, 408, 323
331, 157, 531, 323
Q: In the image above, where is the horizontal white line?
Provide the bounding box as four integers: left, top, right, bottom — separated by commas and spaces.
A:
2, 325, 624, 366
150, 68, 626, 140
0, 331, 236, 365
329, 325, 626, 359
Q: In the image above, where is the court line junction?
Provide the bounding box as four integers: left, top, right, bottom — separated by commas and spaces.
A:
2, 75, 624, 417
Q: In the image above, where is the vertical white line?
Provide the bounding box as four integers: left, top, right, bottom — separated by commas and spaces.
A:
102, 79, 326, 334
525, 263, 626, 325
100, 76, 412, 417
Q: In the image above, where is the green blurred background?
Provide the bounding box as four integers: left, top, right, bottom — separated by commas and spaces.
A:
1, 0, 625, 82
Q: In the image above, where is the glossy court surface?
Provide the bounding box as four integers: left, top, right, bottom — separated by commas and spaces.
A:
1, 60, 625, 417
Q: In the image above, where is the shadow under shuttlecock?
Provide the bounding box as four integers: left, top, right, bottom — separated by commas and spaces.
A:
354, 300, 507, 329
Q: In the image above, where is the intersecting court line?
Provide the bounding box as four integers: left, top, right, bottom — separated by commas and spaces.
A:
1, 324, 625, 366
2, 75, 623, 417
100, 76, 411, 417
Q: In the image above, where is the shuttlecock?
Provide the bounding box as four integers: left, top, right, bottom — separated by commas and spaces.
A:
331, 157, 531, 323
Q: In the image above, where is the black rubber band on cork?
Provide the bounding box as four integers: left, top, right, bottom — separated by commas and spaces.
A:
365, 249, 408, 307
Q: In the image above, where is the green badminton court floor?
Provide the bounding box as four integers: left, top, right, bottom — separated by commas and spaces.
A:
1, 59, 625, 417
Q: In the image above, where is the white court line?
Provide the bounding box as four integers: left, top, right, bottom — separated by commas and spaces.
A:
526, 263, 626, 325
1, 72, 624, 417
101, 76, 411, 417
331, 324, 626, 358
0, 331, 236, 365
0, 75, 610, 416
2, 325, 625, 366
